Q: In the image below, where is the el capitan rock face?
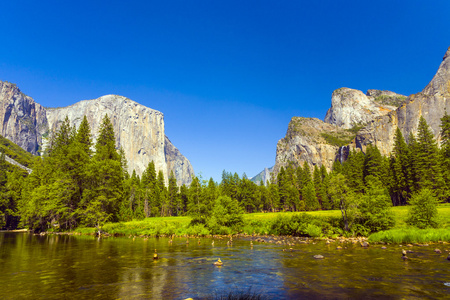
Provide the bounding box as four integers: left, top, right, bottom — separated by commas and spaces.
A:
0, 83, 194, 185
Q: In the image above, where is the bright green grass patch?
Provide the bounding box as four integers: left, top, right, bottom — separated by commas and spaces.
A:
368, 227, 450, 243
94, 205, 450, 240
102, 216, 195, 236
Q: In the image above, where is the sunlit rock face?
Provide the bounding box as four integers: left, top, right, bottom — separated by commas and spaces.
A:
272, 117, 353, 177
355, 46, 450, 155
273, 46, 450, 179
0, 85, 194, 185
0, 81, 47, 154
324, 88, 405, 129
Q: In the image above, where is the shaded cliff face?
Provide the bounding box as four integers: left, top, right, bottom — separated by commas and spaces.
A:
355, 47, 450, 155
0, 84, 194, 185
273, 117, 354, 176
0, 82, 47, 154
324, 88, 405, 129
164, 136, 194, 186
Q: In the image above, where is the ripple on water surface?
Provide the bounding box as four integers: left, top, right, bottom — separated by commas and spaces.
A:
1, 233, 450, 299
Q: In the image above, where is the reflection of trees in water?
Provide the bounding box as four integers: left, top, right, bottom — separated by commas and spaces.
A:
1, 234, 449, 299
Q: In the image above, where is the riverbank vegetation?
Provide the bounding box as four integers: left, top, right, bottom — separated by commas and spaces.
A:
1, 113, 450, 243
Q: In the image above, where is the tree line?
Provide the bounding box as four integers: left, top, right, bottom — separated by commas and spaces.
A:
0, 112, 449, 233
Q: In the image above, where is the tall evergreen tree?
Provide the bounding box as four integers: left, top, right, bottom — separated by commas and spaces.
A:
80, 114, 123, 227
415, 116, 443, 197
363, 144, 383, 181
407, 132, 420, 194
344, 150, 365, 193
390, 127, 410, 205
440, 111, 450, 201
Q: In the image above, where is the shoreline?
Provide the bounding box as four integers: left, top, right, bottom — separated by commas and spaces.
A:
9, 228, 450, 245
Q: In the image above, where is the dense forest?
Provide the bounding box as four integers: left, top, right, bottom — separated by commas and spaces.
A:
1, 112, 449, 234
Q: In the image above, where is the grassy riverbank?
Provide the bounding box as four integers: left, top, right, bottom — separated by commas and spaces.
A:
74, 205, 450, 243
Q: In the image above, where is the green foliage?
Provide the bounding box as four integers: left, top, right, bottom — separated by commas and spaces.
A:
406, 188, 439, 228
415, 116, 443, 195
368, 227, 450, 243
268, 213, 334, 237
357, 176, 395, 233
440, 111, 450, 201
328, 173, 356, 231
0, 134, 35, 168
320, 132, 355, 147
373, 94, 406, 107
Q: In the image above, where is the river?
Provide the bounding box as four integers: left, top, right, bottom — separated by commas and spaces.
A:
0, 232, 449, 299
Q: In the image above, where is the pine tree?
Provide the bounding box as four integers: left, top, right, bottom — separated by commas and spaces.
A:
391, 127, 410, 205
166, 171, 179, 216
267, 181, 281, 212
0, 152, 9, 228
142, 161, 157, 217
303, 181, 319, 211
187, 176, 208, 223
332, 160, 343, 174
440, 111, 450, 201
313, 165, 322, 206
95, 114, 119, 161
363, 144, 383, 181
407, 132, 420, 194
344, 150, 365, 193
75, 115, 92, 157
79, 114, 123, 227
156, 170, 166, 216
415, 116, 443, 196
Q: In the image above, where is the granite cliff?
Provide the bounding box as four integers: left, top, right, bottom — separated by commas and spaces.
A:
272, 117, 355, 177
0, 82, 194, 185
324, 88, 406, 129
268, 46, 450, 180
355, 47, 450, 155
0, 81, 47, 154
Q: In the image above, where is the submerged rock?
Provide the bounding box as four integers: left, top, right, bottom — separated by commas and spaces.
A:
313, 255, 324, 259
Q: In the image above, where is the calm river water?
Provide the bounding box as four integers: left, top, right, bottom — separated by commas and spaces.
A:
0, 232, 449, 299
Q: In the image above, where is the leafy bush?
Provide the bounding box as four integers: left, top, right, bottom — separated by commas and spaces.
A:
269, 213, 329, 237
356, 176, 395, 233
406, 188, 439, 228
304, 224, 322, 237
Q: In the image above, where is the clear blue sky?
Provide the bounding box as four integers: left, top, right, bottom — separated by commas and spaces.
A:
1, 1, 449, 182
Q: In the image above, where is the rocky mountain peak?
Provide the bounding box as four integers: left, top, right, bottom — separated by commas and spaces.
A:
0, 82, 194, 185
324, 87, 405, 129
355, 46, 450, 156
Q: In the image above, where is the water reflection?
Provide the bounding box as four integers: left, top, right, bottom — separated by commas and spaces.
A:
0, 233, 449, 299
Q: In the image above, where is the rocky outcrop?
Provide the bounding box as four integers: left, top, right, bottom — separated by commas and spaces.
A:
0, 81, 47, 154
164, 136, 194, 185
272, 47, 450, 178
272, 117, 355, 176
250, 166, 273, 185
0, 83, 194, 185
355, 46, 450, 155
2, 153, 32, 174
324, 88, 405, 129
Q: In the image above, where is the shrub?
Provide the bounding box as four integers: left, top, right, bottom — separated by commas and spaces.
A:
406, 188, 439, 228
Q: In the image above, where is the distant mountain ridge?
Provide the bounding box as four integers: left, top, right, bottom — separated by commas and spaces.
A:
0, 82, 194, 185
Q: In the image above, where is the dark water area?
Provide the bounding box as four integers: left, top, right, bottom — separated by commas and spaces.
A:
0, 232, 449, 299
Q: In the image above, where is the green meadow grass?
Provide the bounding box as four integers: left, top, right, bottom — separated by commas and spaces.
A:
82, 204, 450, 242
